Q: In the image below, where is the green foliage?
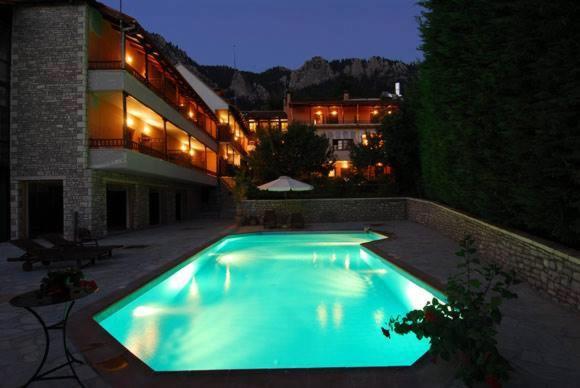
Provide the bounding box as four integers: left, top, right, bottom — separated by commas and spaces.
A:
384, 236, 519, 387
349, 132, 387, 175
381, 81, 421, 194
247, 124, 334, 182
417, 0, 580, 247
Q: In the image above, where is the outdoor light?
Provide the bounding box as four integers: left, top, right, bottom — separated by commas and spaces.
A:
316, 110, 322, 115
331, 110, 338, 116
143, 125, 150, 135
372, 109, 379, 115
188, 111, 194, 118
181, 143, 188, 152
125, 54, 133, 64
387, 110, 393, 115
126, 117, 134, 127
189, 149, 194, 156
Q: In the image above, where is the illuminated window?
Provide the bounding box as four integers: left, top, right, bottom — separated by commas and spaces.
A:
333, 139, 353, 151
249, 120, 257, 131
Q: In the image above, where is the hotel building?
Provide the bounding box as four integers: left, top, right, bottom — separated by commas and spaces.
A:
245, 92, 400, 177
8, 1, 224, 240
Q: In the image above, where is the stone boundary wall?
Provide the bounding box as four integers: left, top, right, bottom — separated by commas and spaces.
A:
239, 197, 580, 308
239, 198, 407, 223
406, 198, 580, 309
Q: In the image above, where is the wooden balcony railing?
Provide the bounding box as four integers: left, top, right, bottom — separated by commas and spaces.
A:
89, 138, 216, 176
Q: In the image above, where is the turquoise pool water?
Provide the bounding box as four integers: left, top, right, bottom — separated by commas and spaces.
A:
95, 232, 442, 371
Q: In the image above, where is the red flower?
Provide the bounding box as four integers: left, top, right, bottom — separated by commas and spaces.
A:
485, 375, 501, 388
424, 310, 437, 322
79, 279, 98, 291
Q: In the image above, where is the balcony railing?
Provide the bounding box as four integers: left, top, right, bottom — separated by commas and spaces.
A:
218, 124, 248, 155
89, 138, 216, 176
89, 61, 214, 139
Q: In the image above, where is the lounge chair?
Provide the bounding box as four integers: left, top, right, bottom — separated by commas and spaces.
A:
43, 233, 116, 257
289, 213, 305, 229
77, 227, 99, 246
263, 210, 278, 229
6, 239, 99, 271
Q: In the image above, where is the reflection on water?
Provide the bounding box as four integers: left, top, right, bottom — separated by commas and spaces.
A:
224, 264, 231, 293
98, 232, 436, 371
333, 302, 343, 328
316, 303, 327, 328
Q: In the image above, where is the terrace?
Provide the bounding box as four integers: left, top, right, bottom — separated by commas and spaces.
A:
0, 216, 578, 387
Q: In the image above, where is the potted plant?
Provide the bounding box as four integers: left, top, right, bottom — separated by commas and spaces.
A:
383, 236, 519, 387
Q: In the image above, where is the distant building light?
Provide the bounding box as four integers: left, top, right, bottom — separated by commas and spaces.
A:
372, 109, 379, 115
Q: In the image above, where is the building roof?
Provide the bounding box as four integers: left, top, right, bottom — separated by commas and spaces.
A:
288, 98, 397, 107
243, 111, 288, 120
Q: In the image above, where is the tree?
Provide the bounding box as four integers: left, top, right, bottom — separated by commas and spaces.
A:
381, 82, 421, 194
349, 132, 387, 179
247, 124, 334, 182
416, 0, 580, 247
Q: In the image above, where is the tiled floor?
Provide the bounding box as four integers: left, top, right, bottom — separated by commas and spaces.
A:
0, 220, 578, 387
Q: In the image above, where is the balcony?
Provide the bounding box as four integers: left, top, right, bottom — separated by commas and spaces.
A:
89, 147, 217, 186
89, 61, 217, 140
218, 124, 248, 155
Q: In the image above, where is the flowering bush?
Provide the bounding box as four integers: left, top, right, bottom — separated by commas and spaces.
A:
39, 268, 97, 298
383, 236, 519, 387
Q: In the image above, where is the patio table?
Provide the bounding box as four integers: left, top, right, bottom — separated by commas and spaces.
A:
10, 287, 97, 387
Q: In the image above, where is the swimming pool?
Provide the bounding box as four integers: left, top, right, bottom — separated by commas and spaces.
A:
95, 232, 443, 371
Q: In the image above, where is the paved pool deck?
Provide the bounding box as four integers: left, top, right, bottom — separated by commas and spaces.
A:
0, 220, 578, 387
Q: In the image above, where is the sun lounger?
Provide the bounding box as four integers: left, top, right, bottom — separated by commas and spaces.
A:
43, 233, 116, 257
7, 239, 99, 271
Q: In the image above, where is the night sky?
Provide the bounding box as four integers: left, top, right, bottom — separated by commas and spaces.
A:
100, 0, 422, 72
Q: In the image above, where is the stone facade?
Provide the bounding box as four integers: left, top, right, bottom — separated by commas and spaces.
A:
8, 3, 222, 240
239, 197, 407, 223
10, 4, 89, 239
239, 197, 580, 309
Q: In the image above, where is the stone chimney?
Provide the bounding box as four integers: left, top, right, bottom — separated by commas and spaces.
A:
343, 91, 350, 101
284, 91, 291, 106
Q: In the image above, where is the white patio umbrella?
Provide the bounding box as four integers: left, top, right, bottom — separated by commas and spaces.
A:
258, 176, 313, 192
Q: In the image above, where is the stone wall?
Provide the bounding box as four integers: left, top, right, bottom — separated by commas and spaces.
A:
239, 197, 580, 309
406, 198, 580, 309
239, 197, 407, 223
10, 4, 89, 239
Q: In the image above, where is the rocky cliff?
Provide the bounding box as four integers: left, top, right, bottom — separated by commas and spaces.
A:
152, 34, 416, 110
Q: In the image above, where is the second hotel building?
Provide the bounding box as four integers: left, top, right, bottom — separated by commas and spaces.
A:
10, 2, 223, 239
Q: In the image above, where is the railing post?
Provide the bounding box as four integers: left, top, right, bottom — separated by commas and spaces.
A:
163, 118, 168, 159
122, 92, 128, 148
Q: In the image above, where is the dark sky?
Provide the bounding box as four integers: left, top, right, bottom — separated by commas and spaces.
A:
101, 0, 422, 72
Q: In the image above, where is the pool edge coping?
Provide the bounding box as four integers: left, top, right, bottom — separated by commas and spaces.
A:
69, 227, 454, 387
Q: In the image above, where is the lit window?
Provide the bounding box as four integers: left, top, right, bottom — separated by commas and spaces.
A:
333, 139, 354, 151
